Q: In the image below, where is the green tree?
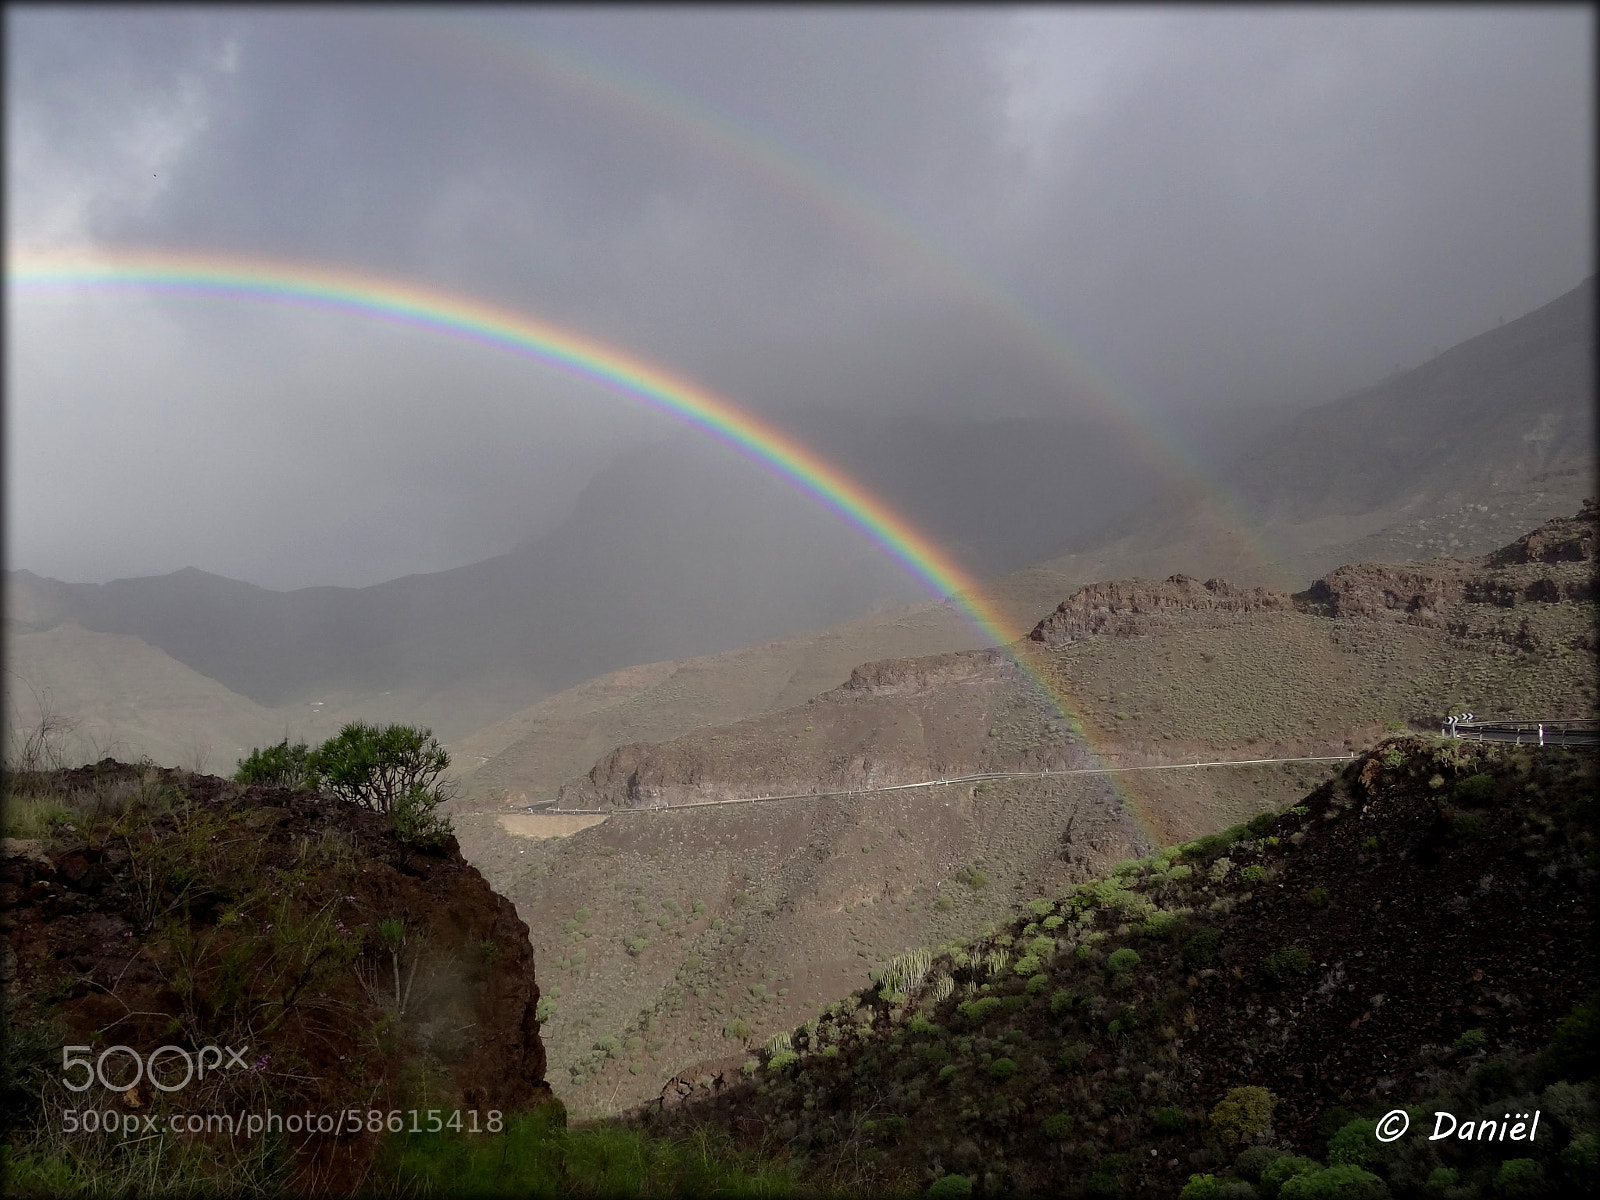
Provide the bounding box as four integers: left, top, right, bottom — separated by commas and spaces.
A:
309, 722, 450, 814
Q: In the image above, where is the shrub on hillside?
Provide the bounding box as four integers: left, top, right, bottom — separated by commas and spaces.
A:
1277, 1163, 1388, 1199
1153, 1105, 1187, 1134
234, 738, 317, 791
1041, 1112, 1073, 1140
1106, 948, 1141, 975
1264, 945, 1312, 984
1209, 1086, 1277, 1145
309, 722, 450, 814
1233, 1145, 1283, 1181
1259, 1154, 1320, 1197
1181, 928, 1223, 971
928, 1174, 972, 1198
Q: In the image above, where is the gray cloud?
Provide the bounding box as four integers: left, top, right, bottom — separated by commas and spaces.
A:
6, 6, 1592, 588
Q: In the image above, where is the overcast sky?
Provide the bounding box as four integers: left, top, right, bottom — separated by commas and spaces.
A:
7, 5, 1593, 588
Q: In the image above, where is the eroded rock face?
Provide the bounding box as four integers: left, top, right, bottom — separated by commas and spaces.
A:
1301, 503, 1597, 627
1027, 575, 1294, 648
1486, 498, 1598, 566
842, 648, 1015, 696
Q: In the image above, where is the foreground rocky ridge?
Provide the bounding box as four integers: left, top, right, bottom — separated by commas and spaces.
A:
2, 762, 552, 1193
644, 737, 1600, 1198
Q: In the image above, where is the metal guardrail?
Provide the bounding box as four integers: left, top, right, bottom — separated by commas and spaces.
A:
519, 753, 1357, 815
1443, 714, 1599, 747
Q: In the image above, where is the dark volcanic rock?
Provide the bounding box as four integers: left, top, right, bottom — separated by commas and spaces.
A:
3, 762, 554, 1190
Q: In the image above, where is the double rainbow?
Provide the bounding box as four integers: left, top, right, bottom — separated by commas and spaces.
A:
8, 247, 1161, 830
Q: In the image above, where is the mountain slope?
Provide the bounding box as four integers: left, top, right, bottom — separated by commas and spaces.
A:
451, 508, 1596, 1119
551, 506, 1597, 813
642, 736, 1599, 1198
3, 621, 299, 772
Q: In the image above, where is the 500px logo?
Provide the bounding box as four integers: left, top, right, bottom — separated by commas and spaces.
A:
61, 1045, 250, 1093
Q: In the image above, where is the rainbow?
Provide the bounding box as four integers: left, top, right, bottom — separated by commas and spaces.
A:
8, 245, 1165, 837
388, 11, 1295, 584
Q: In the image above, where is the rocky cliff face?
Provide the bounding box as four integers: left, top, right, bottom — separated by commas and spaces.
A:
1027, 575, 1294, 648
1297, 502, 1596, 653
2, 762, 553, 1192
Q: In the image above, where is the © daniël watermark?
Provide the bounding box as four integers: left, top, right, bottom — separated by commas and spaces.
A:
1374, 1108, 1542, 1144
58, 1045, 501, 1139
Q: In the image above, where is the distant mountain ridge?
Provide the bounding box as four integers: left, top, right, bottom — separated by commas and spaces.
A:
4, 410, 1165, 723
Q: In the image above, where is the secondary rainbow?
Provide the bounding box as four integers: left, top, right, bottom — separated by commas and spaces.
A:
9, 245, 1169, 835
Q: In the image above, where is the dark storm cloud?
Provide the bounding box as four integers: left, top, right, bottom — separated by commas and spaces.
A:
7, 6, 1592, 587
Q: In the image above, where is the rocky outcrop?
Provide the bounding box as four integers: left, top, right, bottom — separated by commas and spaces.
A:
2, 762, 554, 1191
842, 648, 1017, 696
1027, 575, 1293, 647
1299, 502, 1596, 627
1486, 496, 1598, 566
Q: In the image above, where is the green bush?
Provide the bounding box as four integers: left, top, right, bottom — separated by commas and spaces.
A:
1181, 927, 1222, 971
1541, 990, 1600, 1081
392, 784, 454, 850
1107, 948, 1142, 975
1142, 910, 1184, 939
1180, 1175, 1222, 1200
723, 1019, 751, 1042
1493, 1158, 1545, 1197
1234, 1145, 1283, 1181
989, 1057, 1017, 1080
1248, 810, 1279, 835
1050, 989, 1077, 1016
1025, 973, 1049, 995
1210, 1086, 1277, 1145
308, 722, 450, 814
1042, 1112, 1074, 1140
1307, 887, 1331, 909
1326, 1118, 1378, 1166
1449, 811, 1487, 840
956, 996, 1007, 1027
1153, 1105, 1187, 1134
928, 1174, 972, 1198
1060, 1042, 1089, 1070
1454, 773, 1496, 804
1264, 946, 1312, 984
1259, 1155, 1320, 1198
234, 738, 317, 790
1241, 865, 1268, 884
1454, 1028, 1487, 1053
1278, 1164, 1388, 1199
